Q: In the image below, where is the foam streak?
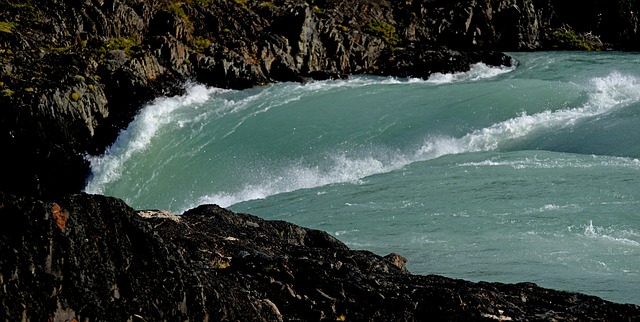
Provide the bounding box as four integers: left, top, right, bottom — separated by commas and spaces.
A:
417, 72, 640, 159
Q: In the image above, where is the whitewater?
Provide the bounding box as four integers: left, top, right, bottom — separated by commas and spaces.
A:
85, 52, 640, 305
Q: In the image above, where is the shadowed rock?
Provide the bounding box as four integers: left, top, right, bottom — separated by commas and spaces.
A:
1, 192, 639, 321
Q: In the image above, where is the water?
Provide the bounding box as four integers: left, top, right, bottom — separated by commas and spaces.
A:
85, 52, 640, 305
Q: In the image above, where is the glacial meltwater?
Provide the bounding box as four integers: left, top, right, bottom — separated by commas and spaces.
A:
85, 52, 640, 305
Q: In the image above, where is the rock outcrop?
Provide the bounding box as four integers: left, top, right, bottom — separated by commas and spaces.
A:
2, 192, 639, 321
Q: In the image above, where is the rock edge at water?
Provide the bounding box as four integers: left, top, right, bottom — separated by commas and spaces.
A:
2, 192, 639, 321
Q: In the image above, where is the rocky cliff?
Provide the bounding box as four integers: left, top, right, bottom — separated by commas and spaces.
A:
2, 192, 639, 321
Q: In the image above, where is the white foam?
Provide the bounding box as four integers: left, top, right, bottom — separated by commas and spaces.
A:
334, 229, 360, 236
542, 204, 562, 210
583, 220, 640, 247
417, 72, 640, 160
520, 203, 584, 215
457, 154, 640, 170
426, 62, 516, 84
190, 153, 409, 209
285, 64, 510, 91
85, 84, 225, 194
194, 72, 640, 208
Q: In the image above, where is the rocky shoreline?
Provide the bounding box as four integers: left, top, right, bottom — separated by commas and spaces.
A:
2, 0, 640, 320
3, 192, 640, 321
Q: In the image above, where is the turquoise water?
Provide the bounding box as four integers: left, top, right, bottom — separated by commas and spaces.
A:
86, 52, 640, 305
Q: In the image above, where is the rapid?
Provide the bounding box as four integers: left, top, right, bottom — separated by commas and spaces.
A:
85, 52, 640, 304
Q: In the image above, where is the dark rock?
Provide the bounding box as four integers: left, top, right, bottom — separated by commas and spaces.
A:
377, 47, 513, 79
1, 192, 639, 321
306, 70, 349, 81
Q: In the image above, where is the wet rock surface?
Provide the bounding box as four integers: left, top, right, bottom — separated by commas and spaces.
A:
2, 192, 639, 321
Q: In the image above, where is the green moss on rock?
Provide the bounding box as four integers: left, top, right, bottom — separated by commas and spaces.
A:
191, 36, 213, 53
550, 25, 603, 51
166, 2, 189, 20
2, 88, 15, 96
49, 46, 72, 53
364, 19, 399, 46
104, 37, 138, 54
169, 2, 196, 28
0, 22, 17, 33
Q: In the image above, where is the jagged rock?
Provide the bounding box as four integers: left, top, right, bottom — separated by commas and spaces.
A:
1, 192, 639, 321
491, 0, 544, 50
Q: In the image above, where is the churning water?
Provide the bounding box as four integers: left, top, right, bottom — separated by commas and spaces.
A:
86, 52, 640, 305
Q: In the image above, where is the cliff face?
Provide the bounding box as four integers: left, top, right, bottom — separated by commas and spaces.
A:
3, 0, 639, 198
2, 192, 639, 321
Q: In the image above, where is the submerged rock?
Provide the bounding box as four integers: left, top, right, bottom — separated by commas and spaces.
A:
1, 192, 639, 321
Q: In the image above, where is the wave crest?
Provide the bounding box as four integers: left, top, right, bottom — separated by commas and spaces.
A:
84, 70, 640, 209
417, 71, 640, 158
85, 84, 225, 194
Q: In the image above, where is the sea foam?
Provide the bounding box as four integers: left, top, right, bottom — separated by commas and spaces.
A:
457, 154, 640, 170
583, 220, 640, 247
192, 152, 410, 209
